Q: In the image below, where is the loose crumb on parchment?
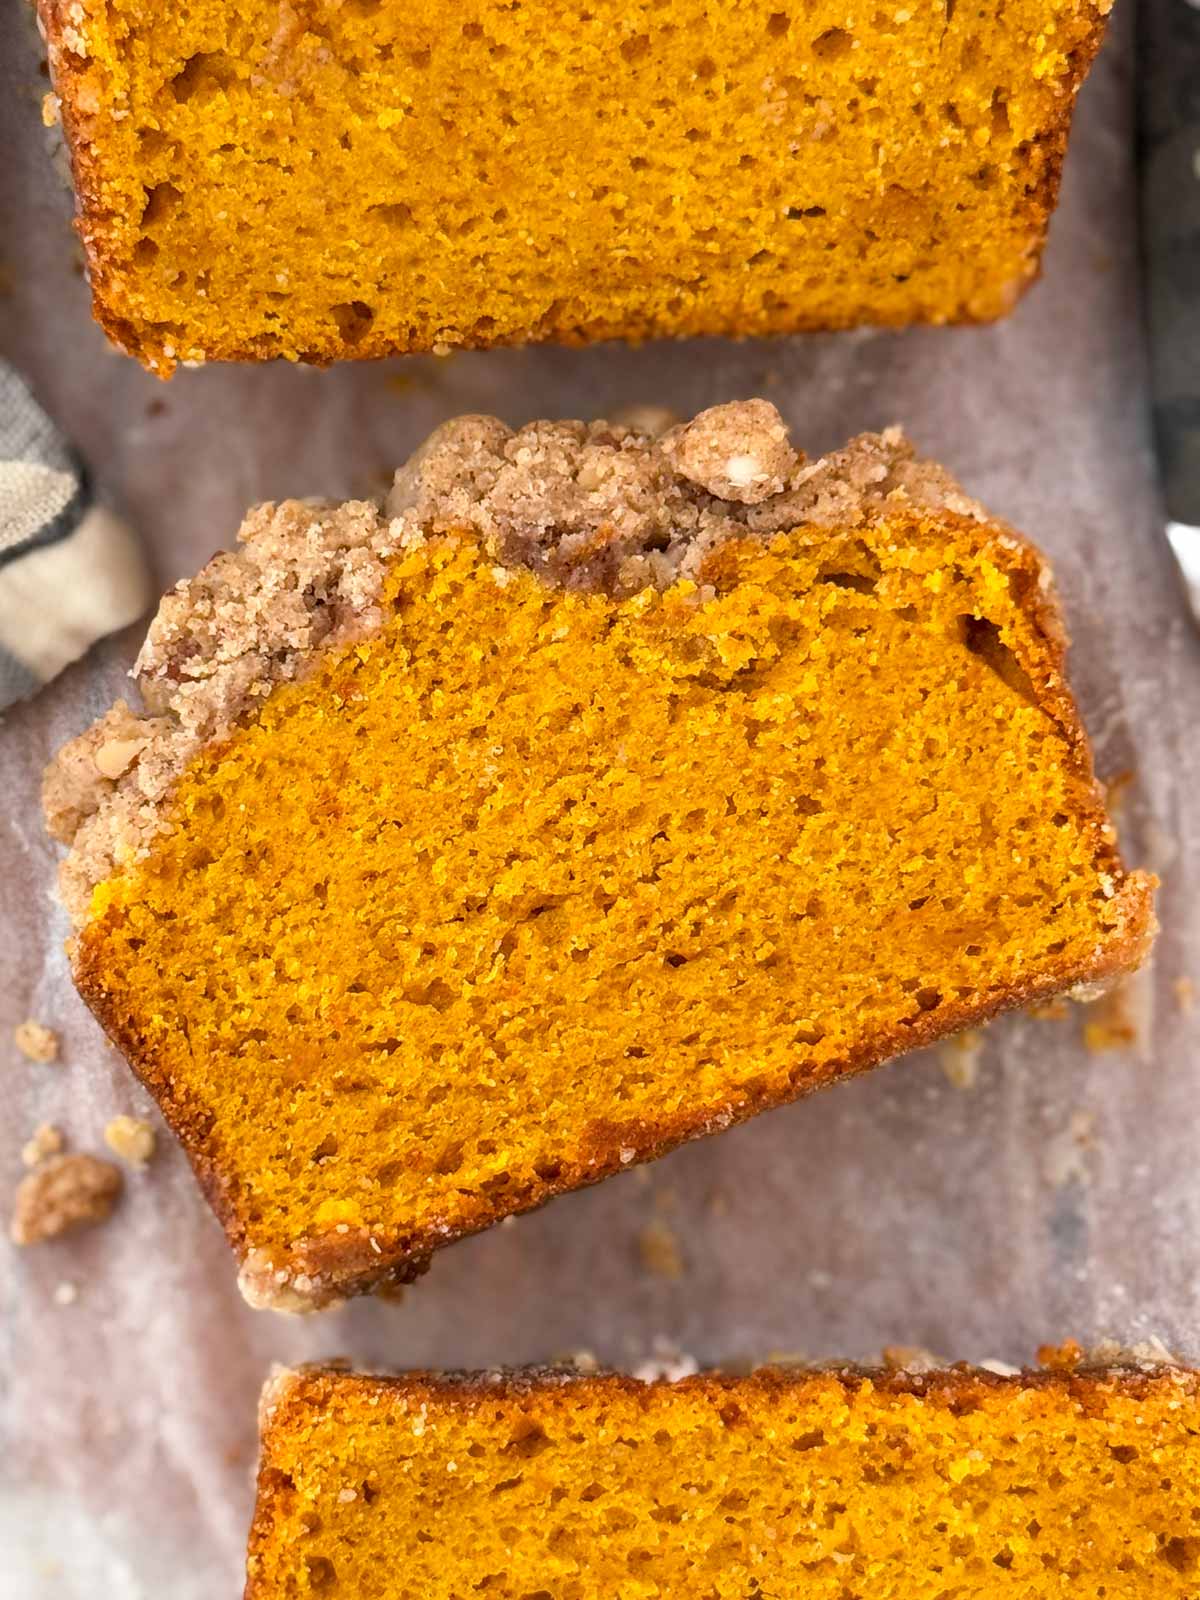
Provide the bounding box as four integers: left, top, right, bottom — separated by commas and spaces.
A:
14, 1021, 60, 1063
10, 1152, 122, 1246
637, 1219, 686, 1280
937, 1029, 984, 1090
21, 1123, 64, 1168
104, 1114, 156, 1166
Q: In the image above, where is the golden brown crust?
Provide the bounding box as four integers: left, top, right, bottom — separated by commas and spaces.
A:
257, 1354, 1200, 1432
37, 2, 1112, 374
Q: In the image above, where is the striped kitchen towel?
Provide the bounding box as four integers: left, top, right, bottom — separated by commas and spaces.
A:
0, 361, 151, 708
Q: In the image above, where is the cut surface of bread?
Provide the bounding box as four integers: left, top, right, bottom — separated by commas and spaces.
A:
43, 404, 1153, 1310
39, 0, 1110, 372
246, 1358, 1200, 1598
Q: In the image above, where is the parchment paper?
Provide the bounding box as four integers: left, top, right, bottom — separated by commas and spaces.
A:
3, 9, 1199, 1597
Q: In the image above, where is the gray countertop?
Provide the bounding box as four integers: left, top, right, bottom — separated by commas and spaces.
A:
3, 7, 1199, 1596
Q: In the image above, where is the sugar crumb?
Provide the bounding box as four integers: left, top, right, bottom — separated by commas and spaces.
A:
14, 1021, 60, 1064
637, 1218, 685, 1280
104, 1114, 156, 1166
22, 1122, 65, 1168
1027, 997, 1070, 1022
1081, 977, 1140, 1053
937, 1029, 983, 1089
1043, 1109, 1097, 1189
607, 403, 679, 439
632, 1344, 699, 1383
882, 1346, 945, 1373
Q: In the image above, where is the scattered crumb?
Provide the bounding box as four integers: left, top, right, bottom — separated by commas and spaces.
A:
41, 92, 60, 127
567, 1350, 601, 1375
607, 403, 679, 438
1087, 1335, 1180, 1369
632, 1344, 699, 1383
707, 1185, 730, 1218
1081, 977, 1139, 1053
53, 1280, 78, 1306
1038, 1338, 1084, 1372
807, 1268, 833, 1292
10, 1152, 123, 1246
637, 1219, 685, 1280
1173, 976, 1195, 1016
979, 1358, 1020, 1377
1102, 769, 1134, 826
103, 1114, 156, 1166
882, 1346, 945, 1374
21, 1122, 65, 1168
763, 1350, 811, 1368
14, 1021, 60, 1063
937, 1029, 983, 1089
1141, 816, 1178, 874
1027, 997, 1070, 1022
1043, 1109, 1097, 1189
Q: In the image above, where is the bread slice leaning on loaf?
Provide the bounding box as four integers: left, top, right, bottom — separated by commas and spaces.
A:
43, 402, 1154, 1311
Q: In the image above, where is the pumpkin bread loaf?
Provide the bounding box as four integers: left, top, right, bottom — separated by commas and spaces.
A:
246, 1355, 1200, 1597
43, 402, 1153, 1311
39, 0, 1110, 373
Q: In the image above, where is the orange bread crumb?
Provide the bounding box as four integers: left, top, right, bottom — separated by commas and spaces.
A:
246, 1359, 1200, 1597
44, 407, 1152, 1309
39, 0, 1109, 372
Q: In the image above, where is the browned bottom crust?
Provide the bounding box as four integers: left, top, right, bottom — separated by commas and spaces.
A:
74, 883, 1153, 1313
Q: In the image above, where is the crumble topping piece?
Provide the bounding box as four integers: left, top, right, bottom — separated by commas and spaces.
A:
10, 1152, 123, 1246
14, 1021, 60, 1063
661, 399, 800, 504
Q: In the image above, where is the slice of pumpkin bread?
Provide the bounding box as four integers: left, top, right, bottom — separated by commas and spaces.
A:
44, 402, 1153, 1310
39, 0, 1110, 372
246, 1356, 1200, 1597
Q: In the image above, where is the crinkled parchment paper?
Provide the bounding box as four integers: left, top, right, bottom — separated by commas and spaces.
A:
2, 8, 1199, 1596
